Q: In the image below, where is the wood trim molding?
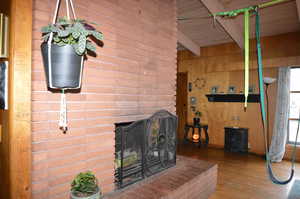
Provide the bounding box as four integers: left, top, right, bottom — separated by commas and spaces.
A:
178, 30, 201, 56
296, 0, 300, 21
7, 0, 32, 198
199, 0, 244, 49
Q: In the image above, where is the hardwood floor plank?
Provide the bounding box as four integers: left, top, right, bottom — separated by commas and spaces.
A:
177, 144, 300, 199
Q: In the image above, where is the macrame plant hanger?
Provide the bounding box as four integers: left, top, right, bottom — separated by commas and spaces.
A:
47, 0, 83, 133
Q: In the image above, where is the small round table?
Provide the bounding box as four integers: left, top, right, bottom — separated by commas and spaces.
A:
184, 123, 209, 147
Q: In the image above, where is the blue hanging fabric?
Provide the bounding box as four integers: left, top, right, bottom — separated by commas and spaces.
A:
255, 7, 295, 185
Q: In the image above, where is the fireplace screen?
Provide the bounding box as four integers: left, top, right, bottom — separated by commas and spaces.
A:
115, 110, 177, 189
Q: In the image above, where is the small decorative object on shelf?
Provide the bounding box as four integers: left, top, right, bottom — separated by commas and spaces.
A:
71, 171, 102, 199
40, 0, 104, 132
211, 86, 218, 94
228, 86, 236, 94
249, 85, 256, 93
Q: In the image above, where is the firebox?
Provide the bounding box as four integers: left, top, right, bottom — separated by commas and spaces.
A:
114, 110, 177, 189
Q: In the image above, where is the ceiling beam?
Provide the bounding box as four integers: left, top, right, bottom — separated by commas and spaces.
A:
177, 30, 201, 56
296, 0, 300, 21
199, 0, 244, 49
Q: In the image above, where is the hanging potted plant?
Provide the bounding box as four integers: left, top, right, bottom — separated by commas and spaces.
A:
40, 17, 103, 89
71, 171, 102, 199
39, 0, 104, 132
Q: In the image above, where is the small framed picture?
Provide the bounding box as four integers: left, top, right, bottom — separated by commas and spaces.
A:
0, 61, 8, 109
228, 86, 236, 94
190, 96, 197, 105
0, 13, 9, 58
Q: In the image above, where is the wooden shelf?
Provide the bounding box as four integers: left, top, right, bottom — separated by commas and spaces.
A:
205, 94, 260, 103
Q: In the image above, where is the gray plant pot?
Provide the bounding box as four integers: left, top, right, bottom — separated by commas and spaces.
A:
70, 189, 102, 199
41, 43, 84, 89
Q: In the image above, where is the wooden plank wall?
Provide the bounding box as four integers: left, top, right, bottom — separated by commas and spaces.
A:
31, 0, 177, 198
0, 0, 32, 198
177, 32, 300, 155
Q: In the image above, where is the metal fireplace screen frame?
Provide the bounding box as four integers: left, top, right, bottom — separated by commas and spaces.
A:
115, 110, 177, 189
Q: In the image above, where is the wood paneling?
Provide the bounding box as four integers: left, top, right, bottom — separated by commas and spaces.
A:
177, 32, 300, 154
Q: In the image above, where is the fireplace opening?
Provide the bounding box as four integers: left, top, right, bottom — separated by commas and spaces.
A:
114, 110, 177, 189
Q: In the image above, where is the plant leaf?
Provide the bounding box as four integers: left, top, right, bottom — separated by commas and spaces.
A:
42, 33, 50, 42
86, 41, 96, 53
90, 30, 103, 41
41, 25, 52, 33
77, 35, 86, 55
57, 29, 70, 37
72, 31, 80, 39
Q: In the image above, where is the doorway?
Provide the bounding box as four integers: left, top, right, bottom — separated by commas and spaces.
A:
176, 72, 188, 141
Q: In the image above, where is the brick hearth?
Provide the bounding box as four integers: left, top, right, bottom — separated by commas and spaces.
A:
106, 156, 217, 199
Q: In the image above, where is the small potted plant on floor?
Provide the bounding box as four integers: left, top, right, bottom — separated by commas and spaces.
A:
71, 171, 102, 199
41, 17, 103, 89
193, 111, 202, 126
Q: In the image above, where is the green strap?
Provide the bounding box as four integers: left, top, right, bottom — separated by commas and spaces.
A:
213, 0, 290, 18
256, 11, 266, 122
258, 0, 290, 8
256, 8, 296, 185
244, 10, 249, 108
214, 7, 255, 17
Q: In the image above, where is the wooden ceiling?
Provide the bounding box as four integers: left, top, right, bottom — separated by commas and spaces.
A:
177, 0, 300, 53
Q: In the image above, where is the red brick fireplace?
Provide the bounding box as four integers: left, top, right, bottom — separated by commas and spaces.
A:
31, 0, 177, 198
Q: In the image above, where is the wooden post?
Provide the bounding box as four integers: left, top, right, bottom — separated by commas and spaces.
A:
6, 0, 32, 198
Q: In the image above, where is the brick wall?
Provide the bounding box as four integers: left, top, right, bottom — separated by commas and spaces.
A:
31, 0, 177, 198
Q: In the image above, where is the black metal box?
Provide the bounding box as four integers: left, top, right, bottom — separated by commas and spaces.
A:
224, 127, 248, 153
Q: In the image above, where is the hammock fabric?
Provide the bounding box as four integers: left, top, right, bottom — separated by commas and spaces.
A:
212, 0, 299, 185
255, 8, 295, 185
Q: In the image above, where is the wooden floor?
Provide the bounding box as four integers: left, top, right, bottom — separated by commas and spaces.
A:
177, 144, 300, 199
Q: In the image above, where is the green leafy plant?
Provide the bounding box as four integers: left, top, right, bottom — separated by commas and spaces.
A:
71, 171, 100, 197
41, 17, 103, 56
195, 111, 202, 118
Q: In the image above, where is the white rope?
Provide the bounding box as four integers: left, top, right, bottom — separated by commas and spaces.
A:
65, 0, 70, 20
69, 0, 77, 19
52, 0, 61, 24
59, 90, 68, 132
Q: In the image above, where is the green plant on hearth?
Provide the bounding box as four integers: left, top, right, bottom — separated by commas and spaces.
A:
41, 17, 103, 56
71, 171, 102, 199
